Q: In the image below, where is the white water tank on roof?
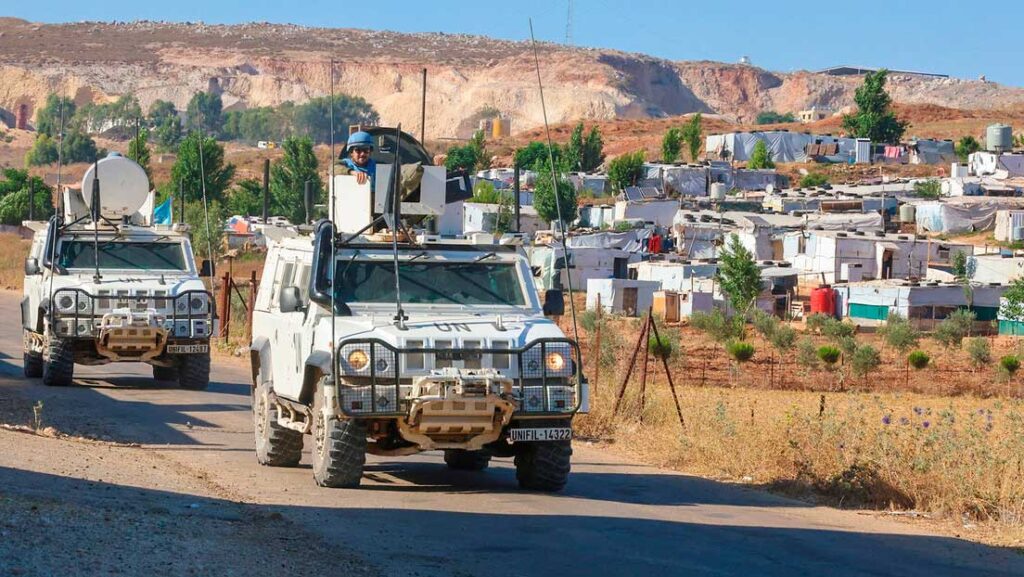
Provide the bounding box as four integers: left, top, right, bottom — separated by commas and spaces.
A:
80, 153, 150, 219
710, 182, 727, 200
987, 124, 1012, 152
899, 204, 916, 223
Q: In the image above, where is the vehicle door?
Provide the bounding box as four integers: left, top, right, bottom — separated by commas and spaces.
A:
269, 251, 311, 399
22, 229, 47, 332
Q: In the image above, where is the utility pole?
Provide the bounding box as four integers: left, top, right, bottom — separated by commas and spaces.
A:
565, 0, 573, 46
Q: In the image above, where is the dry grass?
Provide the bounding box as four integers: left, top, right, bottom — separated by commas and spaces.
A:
569, 312, 1024, 546
0, 232, 31, 291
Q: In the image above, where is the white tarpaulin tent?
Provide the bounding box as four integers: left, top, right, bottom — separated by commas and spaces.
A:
663, 166, 708, 196
528, 245, 640, 291
631, 261, 719, 291
586, 279, 661, 316
462, 202, 544, 235
614, 199, 679, 228
908, 140, 956, 165
706, 132, 859, 163
914, 198, 1024, 234
968, 152, 1024, 178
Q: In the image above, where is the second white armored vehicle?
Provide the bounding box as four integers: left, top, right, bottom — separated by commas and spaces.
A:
250, 129, 585, 490
21, 153, 214, 388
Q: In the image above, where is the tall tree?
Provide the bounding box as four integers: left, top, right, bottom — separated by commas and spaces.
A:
171, 133, 235, 203
270, 136, 323, 224
226, 179, 264, 216
955, 135, 981, 163
186, 92, 224, 135
565, 122, 585, 171
607, 151, 645, 192
468, 130, 489, 171
841, 69, 908, 145
445, 145, 479, 172
717, 233, 763, 314
0, 169, 53, 225
532, 158, 578, 226
514, 141, 560, 170
580, 125, 605, 172
661, 127, 683, 163
127, 127, 151, 178
35, 93, 76, 138
747, 140, 775, 169
681, 113, 703, 161
292, 95, 379, 144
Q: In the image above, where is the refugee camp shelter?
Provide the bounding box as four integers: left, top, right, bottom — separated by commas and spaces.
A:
913, 197, 1024, 235
630, 260, 719, 291
907, 139, 956, 165
462, 202, 545, 235
577, 204, 615, 229
614, 198, 680, 228
965, 253, 1024, 285
586, 279, 661, 316
994, 210, 1024, 242
705, 131, 857, 163
968, 152, 1024, 178
836, 280, 1005, 329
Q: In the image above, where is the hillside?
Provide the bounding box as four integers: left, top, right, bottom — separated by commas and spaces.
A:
2, 18, 1024, 142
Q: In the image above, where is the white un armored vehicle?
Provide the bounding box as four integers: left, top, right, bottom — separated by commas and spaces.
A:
250, 128, 586, 490
21, 153, 214, 389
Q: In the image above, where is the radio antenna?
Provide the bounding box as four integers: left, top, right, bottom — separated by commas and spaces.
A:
197, 126, 216, 279
329, 59, 338, 389
387, 124, 408, 330
90, 157, 102, 283
529, 19, 579, 344
47, 77, 69, 303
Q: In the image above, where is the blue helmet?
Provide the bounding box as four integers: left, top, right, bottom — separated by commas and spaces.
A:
346, 131, 374, 152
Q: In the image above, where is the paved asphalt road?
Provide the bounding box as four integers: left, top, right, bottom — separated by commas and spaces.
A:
0, 292, 1021, 576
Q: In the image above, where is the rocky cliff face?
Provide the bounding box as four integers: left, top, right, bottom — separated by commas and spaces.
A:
1, 18, 1022, 137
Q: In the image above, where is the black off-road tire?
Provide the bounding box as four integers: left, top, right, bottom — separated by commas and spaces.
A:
177, 352, 210, 391
444, 449, 491, 471
253, 380, 302, 467
514, 440, 572, 492
152, 365, 178, 381
42, 338, 74, 387
311, 382, 366, 488
23, 351, 43, 379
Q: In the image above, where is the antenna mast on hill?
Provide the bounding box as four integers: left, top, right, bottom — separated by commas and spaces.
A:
565, 0, 573, 46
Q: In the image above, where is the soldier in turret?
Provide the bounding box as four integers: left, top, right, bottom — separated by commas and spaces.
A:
337, 131, 377, 188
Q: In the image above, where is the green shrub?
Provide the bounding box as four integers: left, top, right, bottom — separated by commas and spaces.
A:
966, 337, 991, 368
821, 318, 855, 341
932, 309, 975, 348
879, 313, 919, 353
769, 325, 797, 351
805, 313, 832, 334
799, 173, 829, 188
913, 179, 942, 199
751, 309, 778, 339
648, 334, 674, 360
851, 344, 881, 378
907, 350, 930, 370
690, 309, 744, 343
999, 355, 1020, 376
796, 337, 819, 370
726, 340, 755, 363
837, 335, 858, 356
579, 309, 601, 333
817, 345, 841, 366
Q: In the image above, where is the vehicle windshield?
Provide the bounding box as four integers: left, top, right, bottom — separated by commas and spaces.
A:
334, 259, 526, 306
58, 240, 188, 271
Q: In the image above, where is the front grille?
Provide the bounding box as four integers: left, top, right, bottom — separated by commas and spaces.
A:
50, 288, 213, 339
334, 338, 582, 417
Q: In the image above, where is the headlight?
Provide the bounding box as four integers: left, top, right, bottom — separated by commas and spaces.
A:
58, 295, 74, 312
176, 300, 188, 312
347, 349, 369, 371
545, 351, 566, 372
190, 296, 205, 311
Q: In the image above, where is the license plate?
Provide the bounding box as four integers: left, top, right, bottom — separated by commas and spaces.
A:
167, 344, 209, 354
508, 427, 573, 443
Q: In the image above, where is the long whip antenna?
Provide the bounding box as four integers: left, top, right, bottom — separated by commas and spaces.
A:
90, 157, 102, 283
197, 127, 216, 279
329, 59, 338, 389
47, 78, 69, 304
529, 19, 579, 344
388, 124, 408, 330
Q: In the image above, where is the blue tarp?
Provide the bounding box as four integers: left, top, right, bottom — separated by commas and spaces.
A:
153, 198, 172, 225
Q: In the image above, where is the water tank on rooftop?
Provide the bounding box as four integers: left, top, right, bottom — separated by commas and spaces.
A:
710, 182, 727, 200
899, 204, 916, 223
987, 124, 1012, 152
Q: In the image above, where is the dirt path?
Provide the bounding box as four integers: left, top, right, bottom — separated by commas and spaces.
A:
0, 293, 1022, 576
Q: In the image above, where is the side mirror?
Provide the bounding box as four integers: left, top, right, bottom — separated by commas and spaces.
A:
24, 257, 40, 276
280, 286, 304, 314
199, 259, 214, 277
543, 289, 565, 317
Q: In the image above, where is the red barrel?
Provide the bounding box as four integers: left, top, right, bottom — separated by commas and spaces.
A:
809, 286, 836, 317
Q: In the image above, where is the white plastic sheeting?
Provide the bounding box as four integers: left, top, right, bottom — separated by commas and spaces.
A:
631, 261, 718, 291
663, 166, 708, 196
614, 199, 679, 228
462, 202, 544, 235
783, 232, 931, 284
585, 279, 661, 316
968, 152, 1024, 178
994, 210, 1024, 242
967, 255, 1024, 284
908, 140, 956, 165
705, 132, 858, 163
528, 245, 641, 291
914, 198, 1024, 234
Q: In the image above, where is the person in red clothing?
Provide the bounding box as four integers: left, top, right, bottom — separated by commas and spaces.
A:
648, 231, 663, 254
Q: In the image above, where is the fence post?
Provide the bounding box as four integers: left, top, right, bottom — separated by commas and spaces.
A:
219, 271, 231, 341
246, 271, 257, 343
593, 294, 602, 389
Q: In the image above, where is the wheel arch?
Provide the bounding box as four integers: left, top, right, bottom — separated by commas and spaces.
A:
300, 351, 332, 405
250, 336, 271, 389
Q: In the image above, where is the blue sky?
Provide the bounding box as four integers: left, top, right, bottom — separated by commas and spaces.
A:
11, 1, 1024, 86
